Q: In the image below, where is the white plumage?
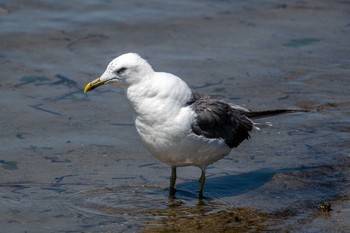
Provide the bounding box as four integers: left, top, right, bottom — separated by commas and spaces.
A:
127, 69, 231, 169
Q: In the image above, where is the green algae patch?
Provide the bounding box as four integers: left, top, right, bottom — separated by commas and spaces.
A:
283, 38, 321, 48
0, 160, 19, 170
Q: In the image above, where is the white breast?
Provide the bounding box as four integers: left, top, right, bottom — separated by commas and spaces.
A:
126, 71, 232, 169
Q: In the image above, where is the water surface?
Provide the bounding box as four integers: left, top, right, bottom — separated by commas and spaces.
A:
1, 1, 350, 232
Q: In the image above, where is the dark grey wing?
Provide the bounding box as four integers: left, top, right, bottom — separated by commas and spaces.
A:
189, 93, 253, 148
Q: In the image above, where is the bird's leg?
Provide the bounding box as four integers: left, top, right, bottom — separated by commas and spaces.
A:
198, 169, 206, 199
169, 166, 177, 197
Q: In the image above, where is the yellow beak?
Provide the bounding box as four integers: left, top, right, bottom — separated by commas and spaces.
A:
84, 77, 106, 93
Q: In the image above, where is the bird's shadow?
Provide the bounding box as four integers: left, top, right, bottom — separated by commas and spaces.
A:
172, 166, 326, 199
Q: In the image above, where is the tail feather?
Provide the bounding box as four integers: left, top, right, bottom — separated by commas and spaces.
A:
243, 109, 308, 130
244, 109, 306, 119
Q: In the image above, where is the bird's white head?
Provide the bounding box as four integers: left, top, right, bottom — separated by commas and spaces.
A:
84, 53, 153, 92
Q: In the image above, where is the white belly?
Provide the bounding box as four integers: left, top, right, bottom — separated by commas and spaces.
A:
134, 107, 232, 169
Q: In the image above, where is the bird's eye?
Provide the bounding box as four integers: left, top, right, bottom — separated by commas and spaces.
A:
116, 67, 127, 74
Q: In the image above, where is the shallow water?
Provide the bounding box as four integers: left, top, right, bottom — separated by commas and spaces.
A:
1, 0, 350, 232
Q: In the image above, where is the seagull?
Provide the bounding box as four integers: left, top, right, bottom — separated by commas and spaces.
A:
84, 53, 259, 199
